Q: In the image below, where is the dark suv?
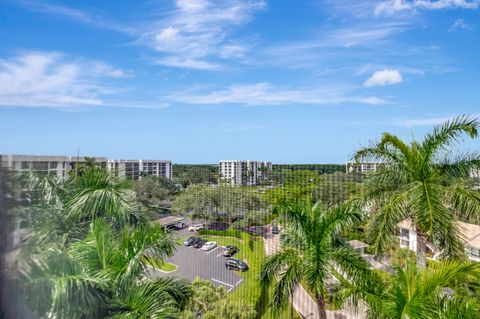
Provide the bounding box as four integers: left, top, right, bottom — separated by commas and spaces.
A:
184, 237, 200, 246
225, 258, 249, 272
223, 245, 239, 257
193, 239, 207, 249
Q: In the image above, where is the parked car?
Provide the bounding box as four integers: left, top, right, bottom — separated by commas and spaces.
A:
223, 245, 239, 257
225, 258, 249, 272
189, 224, 205, 232
271, 225, 279, 234
193, 239, 207, 249
201, 241, 217, 251
184, 237, 200, 246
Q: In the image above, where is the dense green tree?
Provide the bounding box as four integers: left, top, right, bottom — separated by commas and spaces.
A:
259, 199, 375, 319
133, 175, 177, 208
354, 116, 480, 268
181, 279, 255, 319
173, 165, 218, 187
335, 260, 480, 319
172, 185, 265, 223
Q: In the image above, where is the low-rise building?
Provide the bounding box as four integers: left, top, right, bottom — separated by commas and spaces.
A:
397, 219, 480, 262
219, 160, 272, 186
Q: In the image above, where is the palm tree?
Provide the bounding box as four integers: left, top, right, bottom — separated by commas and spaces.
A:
336, 260, 480, 319
22, 219, 192, 318
354, 115, 480, 268
258, 199, 375, 319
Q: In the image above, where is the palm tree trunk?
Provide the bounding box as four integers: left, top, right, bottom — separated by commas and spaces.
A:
316, 294, 327, 319
416, 231, 427, 269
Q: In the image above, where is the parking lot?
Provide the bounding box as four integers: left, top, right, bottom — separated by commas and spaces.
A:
149, 237, 244, 293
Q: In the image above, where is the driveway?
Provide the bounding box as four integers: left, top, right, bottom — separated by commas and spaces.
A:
149, 244, 244, 293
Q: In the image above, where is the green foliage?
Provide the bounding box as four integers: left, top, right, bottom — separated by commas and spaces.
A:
340, 260, 480, 319
198, 228, 243, 239
181, 279, 256, 319
133, 175, 177, 208
263, 171, 363, 207
173, 164, 218, 187
355, 115, 480, 267
172, 184, 265, 222
259, 199, 376, 318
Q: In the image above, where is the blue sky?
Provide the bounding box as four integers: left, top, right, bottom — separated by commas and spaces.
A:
0, 0, 479, 163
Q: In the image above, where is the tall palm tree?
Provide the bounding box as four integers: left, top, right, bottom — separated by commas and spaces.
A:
336, 260, 480, 319
258, 199, 375, 319
22, 219, 192, 318
354, 115, 480, 268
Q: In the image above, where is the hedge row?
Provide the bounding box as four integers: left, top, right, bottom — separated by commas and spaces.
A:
197, 228, 243, 239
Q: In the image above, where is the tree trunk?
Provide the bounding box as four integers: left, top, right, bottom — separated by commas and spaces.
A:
316, 295, 327, 319
416, 231, 427, 269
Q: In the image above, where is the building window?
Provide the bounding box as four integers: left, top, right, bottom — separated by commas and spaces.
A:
399, 228, 409, 238
468, 246, 480, 257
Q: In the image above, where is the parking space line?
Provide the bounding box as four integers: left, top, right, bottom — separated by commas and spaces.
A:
206, 246, 219, 254
235, 278, 243, 287
211, 278, 234, 288
216, 252, 223, 257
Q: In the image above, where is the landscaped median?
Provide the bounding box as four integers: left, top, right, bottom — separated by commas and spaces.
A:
145, 259, 178, 273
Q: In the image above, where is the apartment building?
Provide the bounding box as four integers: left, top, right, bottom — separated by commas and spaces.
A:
346, 162, 382, 174
107, 159, 172, 180
219, 160, 272, 186
0, 155, 172, 181
0, 154, 107, 180
398, 219, 480, 262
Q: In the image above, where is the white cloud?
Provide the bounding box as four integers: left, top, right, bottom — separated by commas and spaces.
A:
449, 18, 473, 31
395, 115, 455, 126
167, 82, 387, 106
142, 0, 265, 69
375, 0, 480, 16
364, 69, 403, 87
0, 52, 127, 108
16, 0, 133, 34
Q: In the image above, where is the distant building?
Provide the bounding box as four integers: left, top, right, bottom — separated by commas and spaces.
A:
219, 160, 272, 186
346, 162, 382, 174
107, 159, 172, 180
398, 219, 480, 262
0, 154, 107, 180
0, 154, 172, 181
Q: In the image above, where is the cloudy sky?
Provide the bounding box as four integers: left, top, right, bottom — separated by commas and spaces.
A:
1, 0, 479, 163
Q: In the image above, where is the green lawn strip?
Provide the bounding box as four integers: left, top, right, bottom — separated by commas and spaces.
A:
145, 259, 178, 273
200, 232, 300, 319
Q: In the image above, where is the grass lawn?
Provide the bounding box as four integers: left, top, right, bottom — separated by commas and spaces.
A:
146, 259, 178, 273
198, 232, 301, 319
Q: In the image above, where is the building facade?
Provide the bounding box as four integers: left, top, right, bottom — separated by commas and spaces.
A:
398, 219, 480, 262
0, 155, 172, 181
0, 154, 107, 180
346, 162, 382, 174
107, 159, 172, 180
219, 160, 272, 186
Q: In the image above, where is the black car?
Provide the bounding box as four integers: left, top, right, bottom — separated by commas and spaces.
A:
223, 245, 239, 257
184, 237, 200, 246
193, 239, 207, 249
271, 225, 279, 234
225, 258, 249, 272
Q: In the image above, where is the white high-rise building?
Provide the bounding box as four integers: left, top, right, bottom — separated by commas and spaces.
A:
107, 159, 172, 180
0, 154, 107, 180
219, 160, 272, 186
0, 155, 172, 181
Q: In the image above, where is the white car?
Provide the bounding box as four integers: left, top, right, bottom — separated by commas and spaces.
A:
201, 241, 217, 251
188, 224, 204, 232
